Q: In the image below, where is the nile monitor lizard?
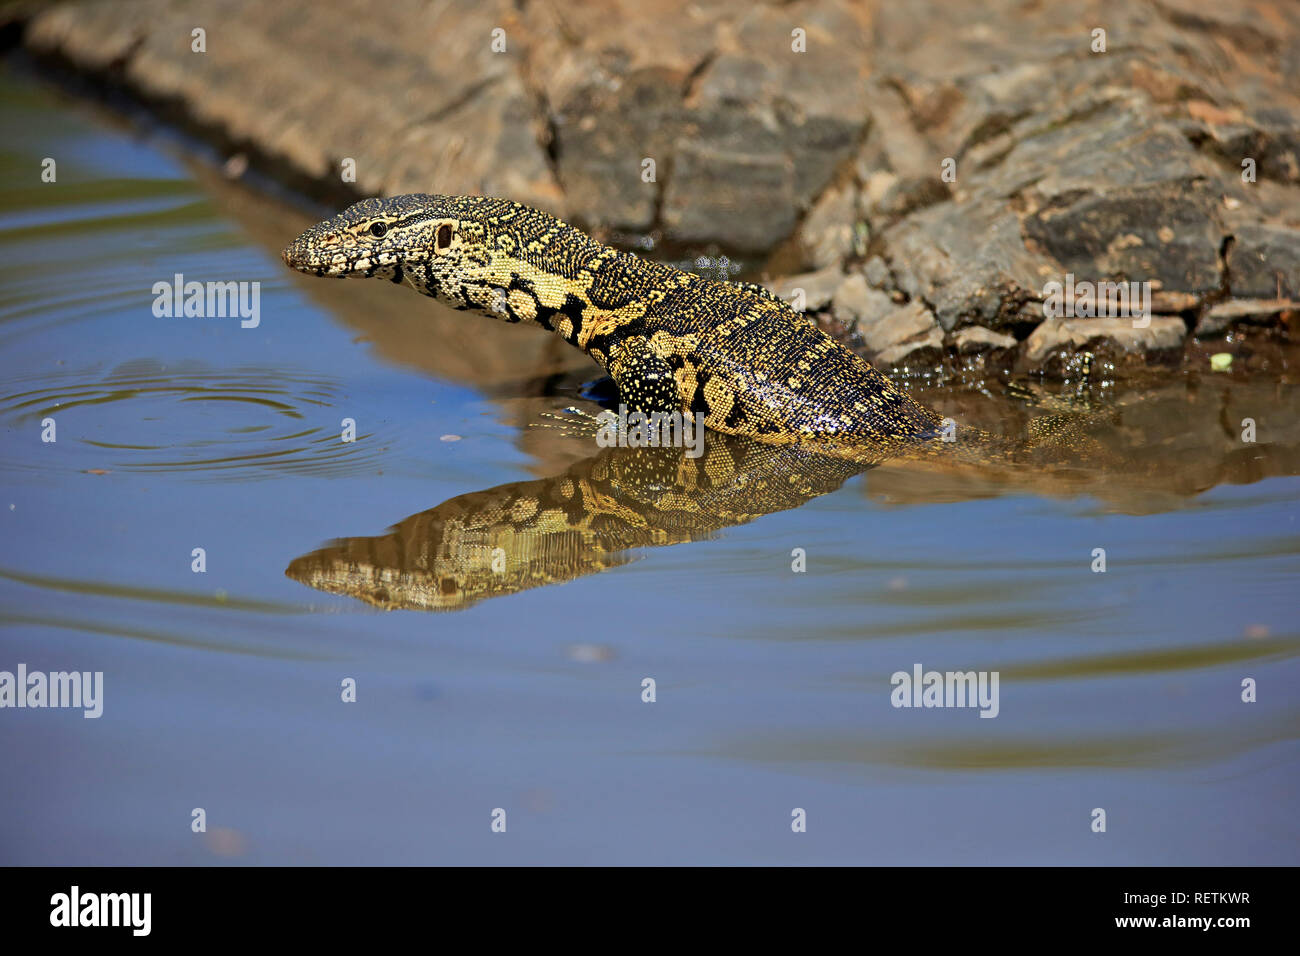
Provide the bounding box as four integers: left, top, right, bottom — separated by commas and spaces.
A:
283, 194, 943, 444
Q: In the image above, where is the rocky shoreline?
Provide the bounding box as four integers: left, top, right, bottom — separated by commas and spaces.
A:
6, 0, 1298, 376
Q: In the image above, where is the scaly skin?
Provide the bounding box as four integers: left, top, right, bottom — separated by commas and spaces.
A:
283, 194, 944, 443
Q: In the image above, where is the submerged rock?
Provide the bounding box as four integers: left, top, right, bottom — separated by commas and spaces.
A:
1024, 317, 1187, 375
1196, 297, 1299, 337
952, 326, 1018, 356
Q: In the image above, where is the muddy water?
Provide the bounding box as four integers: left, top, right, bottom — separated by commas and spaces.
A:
1, 69, 1297, 865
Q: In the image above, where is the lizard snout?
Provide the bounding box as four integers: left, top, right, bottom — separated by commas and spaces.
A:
282, 226, 346, 276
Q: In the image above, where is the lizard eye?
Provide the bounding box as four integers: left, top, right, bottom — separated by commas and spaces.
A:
369, 222, 388, 238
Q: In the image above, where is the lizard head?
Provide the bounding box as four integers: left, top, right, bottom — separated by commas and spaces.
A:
283, 194, 491, 309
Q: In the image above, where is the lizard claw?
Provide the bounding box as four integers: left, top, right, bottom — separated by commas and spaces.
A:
532, 405, 617, 440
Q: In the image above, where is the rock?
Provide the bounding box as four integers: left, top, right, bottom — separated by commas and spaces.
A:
953, 326, 1018, 354
1196, 298, 1299, 336
857, 300, 944, 369
18, 0, 1300, 372
857, 300, 937, 349
859, 170, 899, 216
548, 68, 690, 231
22, 0, 877, 251
657, 0, 874, 248
1226, 224, 1300, 300
1152, 291, 1202, 313
661, 143, 798, 249
1024, 317, 1187, 370
859, 0, 1300, 363
873, 335, 946, 371
1023, 183, 1224, 297
862, 256, 891, 288
1005, 103, 1225, 295
855, 80, 941, 180
768, 264, 843, 313
798, 180, 856, 270
876, 328, 945, 370
886, 197, 1054, 332
24, 0, 564, 212
868, 176, 950, 227
830, 273, 895, 327
517, 0, 722, 223
853, 109, 949, 230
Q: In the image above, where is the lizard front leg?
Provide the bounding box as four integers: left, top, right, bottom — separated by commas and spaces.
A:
536, 338, 682, 442
606, 337, 681, 415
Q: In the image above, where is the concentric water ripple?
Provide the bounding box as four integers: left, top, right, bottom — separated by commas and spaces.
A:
0, 359, 390, 479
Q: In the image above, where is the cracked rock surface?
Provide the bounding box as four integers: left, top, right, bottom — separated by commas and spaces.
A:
15, 0, 1299, 374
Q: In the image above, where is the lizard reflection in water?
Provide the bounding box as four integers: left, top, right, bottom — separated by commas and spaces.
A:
285, 415, 1105, 612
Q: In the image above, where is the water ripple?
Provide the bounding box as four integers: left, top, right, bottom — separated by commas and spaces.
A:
0, 359, 389, 480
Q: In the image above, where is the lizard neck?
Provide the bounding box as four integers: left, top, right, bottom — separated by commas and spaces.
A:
439, 218, 664, 355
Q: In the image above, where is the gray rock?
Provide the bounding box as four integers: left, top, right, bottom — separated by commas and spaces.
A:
886, 197, 1054, 332
768, 265, 843, 313
1196, 298, 1299, 336
1226, 224, 1300, 299
868, 176, 950, 228
661, 143, 798, 249
952, 326, 1018, 354
798, 181, 857, 270
876, 328, 945, 370
1024, 317, 1187, 367
856, 80, 941, 180
862, 256, 891, 289
860, 0, 1300, 363
1022, 183, 1224, 297
857, 301, 943, 368
549, 68, 690, 231
830, 273, 896, 328
657, 0, 874, 248
21, 0, 1300, 372
25, 0, 565, 213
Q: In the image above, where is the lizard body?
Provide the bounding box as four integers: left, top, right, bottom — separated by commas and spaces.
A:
283, 194, 943, 443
